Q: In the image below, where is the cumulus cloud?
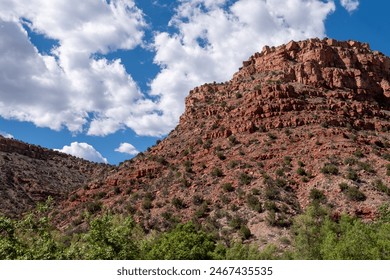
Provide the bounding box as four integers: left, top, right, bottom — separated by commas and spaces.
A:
0, 131, 13, 138
55, 142, 108, 163
115, 142, 139, 155
0, 0, 339, 137
340, 0, 359, 13
0, 0, 150, 134
149, 0, 336, 133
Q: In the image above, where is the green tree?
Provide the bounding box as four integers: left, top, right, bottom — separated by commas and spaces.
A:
67, 214, 142, 260
144, 222, 215, 260
291, 204, 329, 259
212, 242, 278, 260
291, 203, 390, 260
0, 197, 65, 260
0, 216, 23, 259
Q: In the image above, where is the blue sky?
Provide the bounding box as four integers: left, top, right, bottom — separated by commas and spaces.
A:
0, 0, 389, 165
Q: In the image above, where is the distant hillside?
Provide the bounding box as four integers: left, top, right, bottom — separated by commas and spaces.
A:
0, 136, 112, 217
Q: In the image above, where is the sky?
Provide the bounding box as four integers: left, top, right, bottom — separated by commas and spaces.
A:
0, 0, 389, 165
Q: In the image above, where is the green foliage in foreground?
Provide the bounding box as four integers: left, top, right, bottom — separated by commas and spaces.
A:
291, 203, 390, 259
1, 200, 390, 260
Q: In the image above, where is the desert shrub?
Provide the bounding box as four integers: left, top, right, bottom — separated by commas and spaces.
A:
246, 194, 262, 213
172, 197, 186, 209
339, 184, 366, 201
228, 135, 238, 145
251, 188, 261, 195
267, 133, 277, 140
69, 193, 79, 202
156, 156, 168, 165
266, 210, 291, 228
283, 156, 292, 166
309, 188, 326, 203
211, 167, 224, 177
353, 149, 364, 158
344, 157, 357, 165
216, 151, 226, 160
239, 225, 252, 240
296, 167, 306, 176
194, 202, 209, 218
275, 178, 287, 189
229, 215, 244, 230
221, 183, 234, 192
373, 180, 390, 195
221, 195, 230, 205
184, 160, 193, 173
228, 160, 239, 169
94, 191, 107, 199
358, 161, 375, 173
265, 185, 279, 200
86, 201, 102, 214
346, 168, 359, 181
192, 195, 204, 206
230, 204, 239, 212
114, 187, 121, 195
125, 204, 136, 215
321, 163, 339, 175
203, 139, 212, 149
142, 197, 153, 210
346, 187, 366, 201
301, 176, 310, 183
239, 172, 252, 185
275, 168, 284, 176
339, 182, 349, 192
264, 201, 279, 212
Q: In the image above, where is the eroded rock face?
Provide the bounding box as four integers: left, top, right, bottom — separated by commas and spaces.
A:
55, 39, 390, 238
5, 39, 389, 243
183, 38, 389, 137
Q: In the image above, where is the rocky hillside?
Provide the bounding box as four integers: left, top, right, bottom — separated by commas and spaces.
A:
0, 136, 111, 217
4, 38, 390, 244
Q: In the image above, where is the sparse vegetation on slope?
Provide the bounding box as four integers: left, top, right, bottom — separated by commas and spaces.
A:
1, 199, 390, 260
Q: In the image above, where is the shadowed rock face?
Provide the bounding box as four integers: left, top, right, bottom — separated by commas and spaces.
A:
2, 38, 389, 242
0, 136, 111, 217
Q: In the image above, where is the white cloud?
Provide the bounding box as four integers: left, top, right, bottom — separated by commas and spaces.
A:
0, 131, 13, 138
340, 0, 359, 13
115, 142, 139, 155
55, 142, 108, 163
0, 0, 340, 137
149, 0, 336, 134
0, 0, 149, 134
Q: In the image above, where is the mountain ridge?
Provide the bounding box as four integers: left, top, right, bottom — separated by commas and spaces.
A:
1, 38, 389, 244
0, 135, 112, 217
